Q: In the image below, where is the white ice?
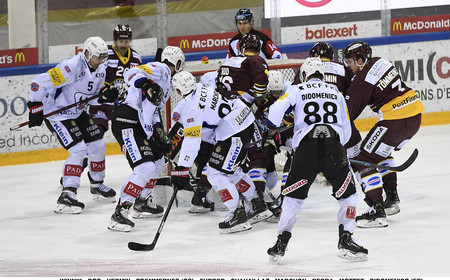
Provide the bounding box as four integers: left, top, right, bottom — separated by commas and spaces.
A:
1, 124, 449, 277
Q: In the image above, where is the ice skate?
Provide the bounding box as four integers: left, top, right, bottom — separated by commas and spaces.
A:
248, 197, 273, 224
267, 231, 291, 264
219, 207, 252, 234
90, 183, 116, 202
54, 187, 85, 214
384, 189, 400, 216
132, 196, 164, 219
265, 201, 282, 223
188, 188, 213, 214
88, 172, 116, 202
337, 224, 368, 261
108, 201, 135, 232
356, 203, 388, 228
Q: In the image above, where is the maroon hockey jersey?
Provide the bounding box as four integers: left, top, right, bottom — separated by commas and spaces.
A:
345, 57, 425, 121
105, 45, 142, 87
218, 54, 269, 105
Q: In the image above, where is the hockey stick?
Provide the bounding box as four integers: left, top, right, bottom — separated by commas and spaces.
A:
9, 93, 104, 131
128, 107, 179, 251
244, 124, 293, 149
128, 187, 179, 251
349, 148, 419, 172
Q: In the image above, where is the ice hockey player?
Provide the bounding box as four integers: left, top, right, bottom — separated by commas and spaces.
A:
218, 33, 273, 222
343, 41, 424, 228
169, 80, 215, 214
246, 70, 291, 220
28, 36, 119, 214
227, 8, 282, 60
61, 25, 142, 200
266, 57, 368, 263
170, 71, 261, 234
107, 46, 185, 232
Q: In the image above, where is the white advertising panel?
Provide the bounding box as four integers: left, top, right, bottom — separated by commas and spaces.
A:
264, 0, 449, 18
281, 20, 381, 44
49, 38, 157, 64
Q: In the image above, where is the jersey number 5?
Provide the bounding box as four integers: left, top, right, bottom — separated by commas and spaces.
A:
304, 101, 338, 125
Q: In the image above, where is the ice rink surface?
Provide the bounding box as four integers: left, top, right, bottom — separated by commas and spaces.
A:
1, 124, 449, 278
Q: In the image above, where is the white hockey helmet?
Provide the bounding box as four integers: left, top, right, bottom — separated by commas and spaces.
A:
162, 46, 185, 73
172, 71, 196, 98
300, 57, 324, 82
267, 70, 285, 94
83, 36, 108, 62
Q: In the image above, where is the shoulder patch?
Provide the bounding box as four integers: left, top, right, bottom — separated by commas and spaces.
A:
137, 64, 153, 75
31, 82, 39, 92
172, 112, 180, 122
48, 67, 66, 86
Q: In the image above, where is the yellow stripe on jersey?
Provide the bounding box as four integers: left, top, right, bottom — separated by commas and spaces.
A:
112, 45, 131, 65
379, 90, 425, 120
48, 67, 66, 86
279, 92, 289, 100
184, 126, 201, 137
137, 64, 153, 75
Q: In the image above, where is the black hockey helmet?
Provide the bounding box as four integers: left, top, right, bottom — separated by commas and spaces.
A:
344, 41, 372, 63
113, 24, 132, 41
309, 42, 334, 60
239, 34, 261, 53
235, 8, 254, 24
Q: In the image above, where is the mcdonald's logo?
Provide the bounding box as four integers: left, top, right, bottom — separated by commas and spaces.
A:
392, 21, 402, 31
180, 39, 190, 49
14, 52, 25, 63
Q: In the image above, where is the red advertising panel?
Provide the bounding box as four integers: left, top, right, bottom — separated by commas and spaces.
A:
168, 30, 272, 53
0, 48, 39, 68
391, 14, 450, 35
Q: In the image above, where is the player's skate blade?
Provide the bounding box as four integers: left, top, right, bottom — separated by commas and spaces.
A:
248, 209, 273, 224
188, 204, 211, 213
54, 204, 83, 214
356, 218, 388, 228
338, 248, 368, 261
219, 222, 252, 234
268, 254, 283, 264
108, 221, 133, 232
385, 204, 400, 216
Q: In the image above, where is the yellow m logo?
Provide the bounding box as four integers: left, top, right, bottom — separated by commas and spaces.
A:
14, 52, 25, 63
180, 39, 190, 49
392, 22, 402, 31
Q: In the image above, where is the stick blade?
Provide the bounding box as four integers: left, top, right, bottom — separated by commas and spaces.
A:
394, 148, 419, 172
128, 241, 155, 251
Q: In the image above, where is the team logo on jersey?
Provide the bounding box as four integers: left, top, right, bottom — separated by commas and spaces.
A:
172, 112, 180, 122
31, 82, 39, 91
48, 67, 66, 86
282, 179, 308, 195
216, 146, 221, 153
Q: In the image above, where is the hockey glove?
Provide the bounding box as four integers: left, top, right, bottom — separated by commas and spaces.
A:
136, 78, 163, 105
171, 166, 190, 190
98, 84, 120, 103
153, 129, 172, 155
27, 101, 44, 127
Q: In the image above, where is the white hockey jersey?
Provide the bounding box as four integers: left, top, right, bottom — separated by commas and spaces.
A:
122, 62, 172, 139
268, 78, 351, 150
174, 83, 255, 167
28, 53, 106, 121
